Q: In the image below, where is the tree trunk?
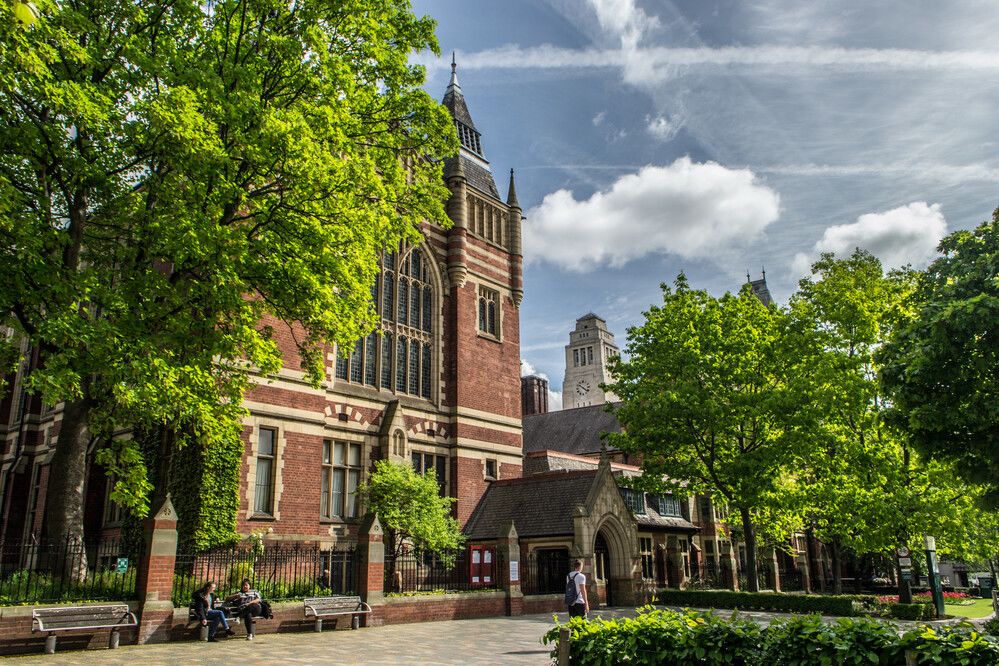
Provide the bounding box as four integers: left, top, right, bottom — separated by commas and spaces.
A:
830, 540, 842, 595
45, 395, 92, 582
740, 507, 759, 593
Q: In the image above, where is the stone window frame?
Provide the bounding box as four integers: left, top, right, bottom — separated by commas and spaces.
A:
245, 421, 286, 522
639, 535, 655, 581
484, 458, 498, 481
477, 284, 500, 340
102, 474, 123, 527
333, 245, 440, 402
410, 447, 449, 497
320, 439, 364, 522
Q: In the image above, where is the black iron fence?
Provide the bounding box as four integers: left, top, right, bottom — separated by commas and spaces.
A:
522, 549, 570, 595
172, 542, 355, 607
0, 537, 143, 605
384, 549, 501, 595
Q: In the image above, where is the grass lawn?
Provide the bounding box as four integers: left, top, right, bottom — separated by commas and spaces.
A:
945, 598, 995, 619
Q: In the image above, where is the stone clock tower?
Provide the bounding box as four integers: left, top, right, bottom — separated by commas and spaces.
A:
562, 313, 620, 409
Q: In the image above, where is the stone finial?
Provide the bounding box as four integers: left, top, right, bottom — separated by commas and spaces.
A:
153, 494, 176, 521
359, 512, 383, 537
498, 520, 519, 540
506, 168, 520, 209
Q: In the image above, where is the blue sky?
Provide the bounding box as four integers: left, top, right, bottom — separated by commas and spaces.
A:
411, 0, 999, 409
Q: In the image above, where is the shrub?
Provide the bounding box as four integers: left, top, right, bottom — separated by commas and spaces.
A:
542, 607, 762, 665
656, 589, 873, 617
545, 611, 999, 666
983, 616, 999, 636
758, 615, 902, 665
899, 624, 999, 665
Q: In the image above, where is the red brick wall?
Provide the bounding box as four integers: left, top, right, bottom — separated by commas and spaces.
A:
372, 593, 507, 626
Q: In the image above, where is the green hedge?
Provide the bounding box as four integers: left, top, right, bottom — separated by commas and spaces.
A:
544, 608, 999, 666
655, 588, 873, 617
878, 601, 937, 621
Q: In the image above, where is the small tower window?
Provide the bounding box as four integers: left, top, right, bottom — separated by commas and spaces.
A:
478, 286, 499, 338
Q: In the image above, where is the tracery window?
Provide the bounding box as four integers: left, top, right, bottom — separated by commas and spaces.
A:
335, 247, 435, 399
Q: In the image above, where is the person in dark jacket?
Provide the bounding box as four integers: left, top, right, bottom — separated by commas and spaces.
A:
227, 578, 264, 640
192, 581, 233, 641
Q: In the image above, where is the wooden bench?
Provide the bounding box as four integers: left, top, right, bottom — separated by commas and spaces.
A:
303, 595, 371, 632
32, 604, 137, 654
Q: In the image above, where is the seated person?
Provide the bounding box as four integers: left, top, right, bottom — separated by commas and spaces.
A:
227, 578, 269, 640
191, 581, 234, 641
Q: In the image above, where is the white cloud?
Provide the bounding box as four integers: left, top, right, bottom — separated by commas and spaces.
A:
520, 359, 548, 379
646, 114, 682, 142
524, 157, 780, 271
548, 389, 563, 412
436, 44, 999, 81
587, 0, 660, 51
591, 110, 606, 126
792, 202, 947, 273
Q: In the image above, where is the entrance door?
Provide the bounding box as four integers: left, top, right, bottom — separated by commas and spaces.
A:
595, 531, 612, 606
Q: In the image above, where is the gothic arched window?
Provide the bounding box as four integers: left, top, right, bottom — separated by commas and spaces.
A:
335, 246, 436, 400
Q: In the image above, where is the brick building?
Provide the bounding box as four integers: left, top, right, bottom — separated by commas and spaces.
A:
0, 60, 526, 547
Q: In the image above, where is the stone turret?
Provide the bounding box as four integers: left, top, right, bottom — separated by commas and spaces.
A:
507, 169, 523, 306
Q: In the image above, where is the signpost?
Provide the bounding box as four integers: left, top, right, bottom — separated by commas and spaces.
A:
924, 536, 945, 618
115, 557, 129, 574
896, 545, 913, 603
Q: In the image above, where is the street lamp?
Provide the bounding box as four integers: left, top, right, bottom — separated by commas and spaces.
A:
924, 536, 945, 618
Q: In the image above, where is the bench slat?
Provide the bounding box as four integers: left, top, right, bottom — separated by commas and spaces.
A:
33, 605, 136, 633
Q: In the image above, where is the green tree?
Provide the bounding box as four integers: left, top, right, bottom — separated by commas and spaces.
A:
789, 250, 917, 593
607, 276, 810, 592
880, 212, 999, 506
0, 0, 456, 564
356, 460, 464, 561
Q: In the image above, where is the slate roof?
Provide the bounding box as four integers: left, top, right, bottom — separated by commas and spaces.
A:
443, 156, 499, 199
442, 86, 476, 130
634, 508, 699, 533
522, 404, 622, 456
463, 470, 597, 540
749, 277, 773, 306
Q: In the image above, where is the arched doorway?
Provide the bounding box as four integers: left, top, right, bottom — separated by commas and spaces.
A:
594, 531, 612, 606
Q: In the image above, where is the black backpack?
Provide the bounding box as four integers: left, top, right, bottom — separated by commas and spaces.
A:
565, 571, 579, 606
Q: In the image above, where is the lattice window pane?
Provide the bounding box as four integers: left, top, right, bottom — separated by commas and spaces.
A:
396, 336, 406, 392
410, 281, 420, 328
364, 333, 377, 386
423, 286, 432, 332
383, 273, 394, 319
422, 343, 432, 398
381, 333, 393, 388
398, 279, 408, 323
349, 339, 362, 383
408, 341, 419, 394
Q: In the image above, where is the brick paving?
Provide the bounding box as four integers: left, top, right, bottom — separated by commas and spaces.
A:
7, 610, 619, 665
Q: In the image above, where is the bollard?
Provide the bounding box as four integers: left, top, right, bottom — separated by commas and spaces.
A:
199, 623, 209, 641
109, 629, 120, 649
45, 634, 56, 654
557, 627, 570, 666
352, 615, 360, 630
314, 618, 323, 633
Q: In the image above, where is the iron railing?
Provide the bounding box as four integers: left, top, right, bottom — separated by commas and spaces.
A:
522, 550, 570, 595
384, 549, 500, 594
0, 537, 142, 605
172, 542, 355, 607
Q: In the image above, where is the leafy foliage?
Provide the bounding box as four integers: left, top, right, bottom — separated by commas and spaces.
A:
607, 275, 812, 590
880, 212, 999, 506
356, 460, 464, 559
545, 608, 999, 666
0, 0, 457, 547
655, 588, 870, 617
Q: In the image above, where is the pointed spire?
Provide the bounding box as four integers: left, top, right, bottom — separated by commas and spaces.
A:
506, 168, 520, 208
447, 51, 461, 94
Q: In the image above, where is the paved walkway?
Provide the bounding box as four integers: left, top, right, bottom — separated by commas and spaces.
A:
10, 606, 986, 665
9, 610, 617, 665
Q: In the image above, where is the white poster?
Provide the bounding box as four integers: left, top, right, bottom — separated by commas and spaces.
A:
509, 560, 519, 582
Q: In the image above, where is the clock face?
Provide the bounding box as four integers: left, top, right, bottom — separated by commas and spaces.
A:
576, 380, 591, 396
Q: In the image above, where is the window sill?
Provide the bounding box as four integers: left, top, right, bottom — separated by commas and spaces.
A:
320, 517, 360, 525
476, 332, 501, 344
248, 513, 276, 521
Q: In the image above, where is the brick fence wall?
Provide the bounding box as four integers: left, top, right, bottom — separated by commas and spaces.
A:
0, 506, 565, 656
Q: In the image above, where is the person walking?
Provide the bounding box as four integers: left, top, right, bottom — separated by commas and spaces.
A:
565, 559, 589, 619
